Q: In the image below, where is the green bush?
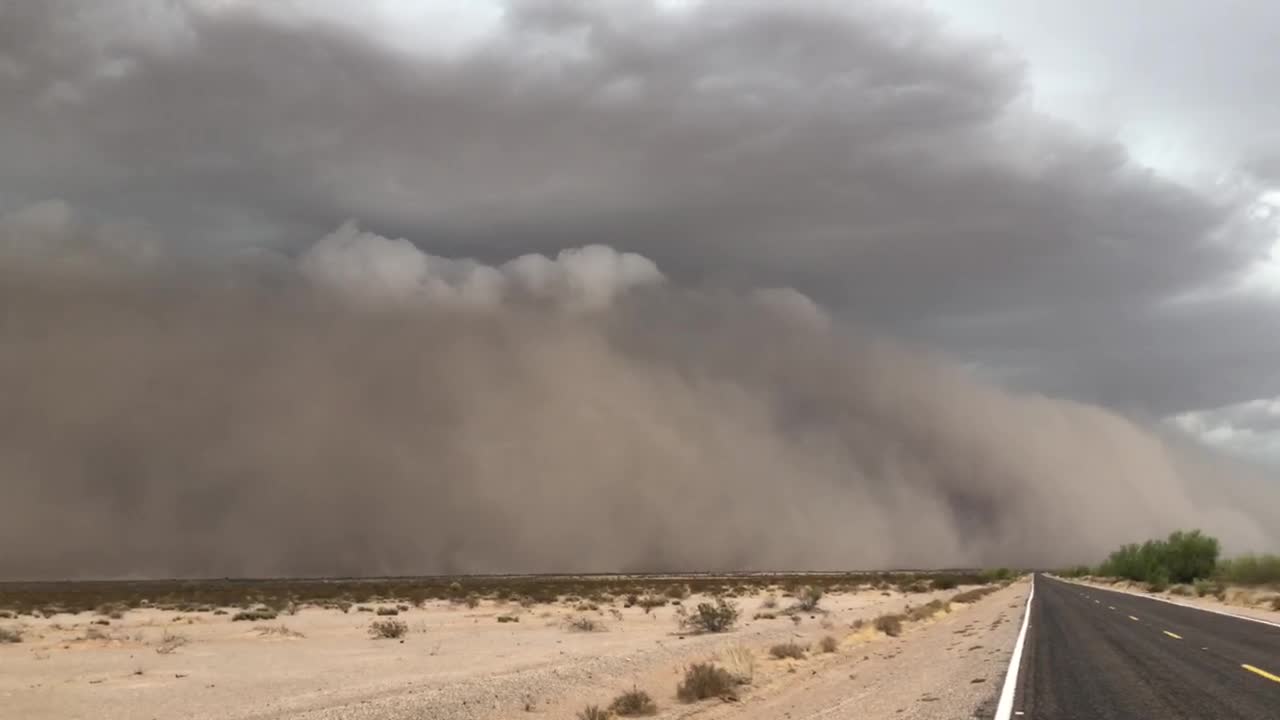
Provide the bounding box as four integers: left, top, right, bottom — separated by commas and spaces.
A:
679, 598, 739, 634
1214, 554, 1280, 586
1097, 530, 1219, 585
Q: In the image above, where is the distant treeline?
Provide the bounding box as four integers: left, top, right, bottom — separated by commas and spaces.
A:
1060, 529, 1280, 589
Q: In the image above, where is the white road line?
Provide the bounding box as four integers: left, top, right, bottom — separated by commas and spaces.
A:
1053, 577, 1280, 630
995, 575, 1035, 720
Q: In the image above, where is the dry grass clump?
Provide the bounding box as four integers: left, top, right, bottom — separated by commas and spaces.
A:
718, 643, 756, 684
906, 599, 950, 622
819, 635, 839, 653
496, 614, 519, 623
95, 603, 126, 619
154, 630, 189, 654
677, 598, 739, 634
231, 608, 277, 622
254, 624, 305, 638
676, 663, 738, 703
577, 705, 611, 720
609, 687, 658, 716
368, 619, 408, 639
0, 626, 23, 644
566, 616, 603, 632
759, 594, 779, 609
769, 641, 807, 660
664, 584, 691, 600
874, 613, 904, 637
375, 607, 399, 616
951, 586, 998, 604
794, 586, 824, 612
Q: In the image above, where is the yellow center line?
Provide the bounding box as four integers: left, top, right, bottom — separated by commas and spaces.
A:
1128, 615, 1140, 621
1162, 630, 1182, 640
1242, 664, 1280, 684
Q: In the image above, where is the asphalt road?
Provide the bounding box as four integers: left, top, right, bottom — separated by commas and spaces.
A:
1010, 574, 1280, 719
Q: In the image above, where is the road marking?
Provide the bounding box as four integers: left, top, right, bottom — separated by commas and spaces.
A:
1094, 599, 1101, 604
1052, 576, 1280, 629
1108, 606, 1116, 610
995, 575, 1035, 720
1162, 631, 1182, 640
1129, 615, 1140, 621
1242, 664, 1280, 684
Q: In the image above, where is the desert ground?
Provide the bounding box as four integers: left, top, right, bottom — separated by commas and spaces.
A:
1, 573, 1030, 720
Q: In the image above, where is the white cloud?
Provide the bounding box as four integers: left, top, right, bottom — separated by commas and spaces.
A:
299, 221, 664, 310
1171, 396, 1280, 467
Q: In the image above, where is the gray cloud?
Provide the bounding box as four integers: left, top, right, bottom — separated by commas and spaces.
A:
2, 0, 1275, 420
1, 0, 1279, 577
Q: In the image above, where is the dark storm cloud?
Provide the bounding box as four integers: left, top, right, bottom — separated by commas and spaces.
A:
3, 0, 1274, 417
1, 0, 1279, 577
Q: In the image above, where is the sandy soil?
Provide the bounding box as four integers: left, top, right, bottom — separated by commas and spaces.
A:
0, 582, 1027, 720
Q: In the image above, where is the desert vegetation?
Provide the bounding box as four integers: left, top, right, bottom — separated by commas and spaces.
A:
368, 619, 407, 639
1064, 529, 1280, 590
676, 662, 739, 702
769, 641, 807, 659
677, 598, 740, 634
0, 570, 1000, 617
608, 687, 659, 716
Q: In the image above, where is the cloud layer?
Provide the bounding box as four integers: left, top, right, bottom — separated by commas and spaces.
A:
1, 1, 1279, 578
1, 236, 1278, 579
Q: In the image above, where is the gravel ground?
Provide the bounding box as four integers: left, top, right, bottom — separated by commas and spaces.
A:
2, 584, 983, 720
681, 579, 1031, 720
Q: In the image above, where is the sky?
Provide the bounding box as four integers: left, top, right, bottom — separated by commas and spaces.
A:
2, 1, 1280, 576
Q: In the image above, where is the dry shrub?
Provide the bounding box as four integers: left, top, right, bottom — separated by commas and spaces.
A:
154, 630, 189, 654
609, 687, 658, 716
795, 586, 824, 611
819, 635, 839, 653
753, 612, 776, 620
906, 599, 950, 622
874, 614, 903, 637
368, 619, 408, 639
676, 663, 737, 703
770, 642, 807, 659
375, 607, 399, 616
759, 594, 778, 609
679, 598, 739, 634
718, 644, 756, 684
232, 608, 277, 622
254, 624, 304, 638
566, 616, 602, 632
577, 705, 611, 720
951, 587, 998, 604
637, 595, 666, 613
496, 615, 519, 623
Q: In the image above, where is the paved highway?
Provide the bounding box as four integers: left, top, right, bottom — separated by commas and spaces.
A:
1004, 574, 1280, 719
